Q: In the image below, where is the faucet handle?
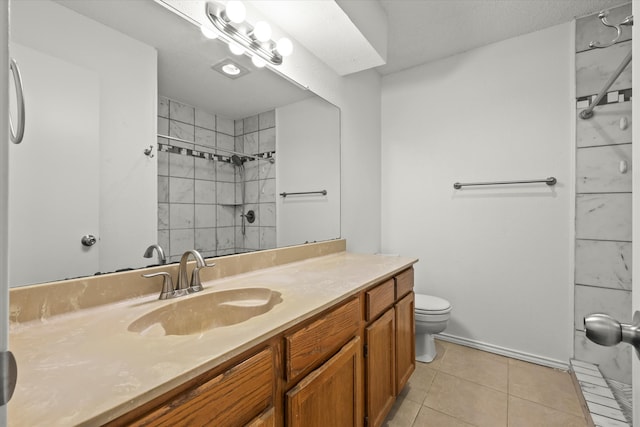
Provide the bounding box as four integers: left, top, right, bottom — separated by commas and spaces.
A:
142, 272, 174, 300
189, 262, 216, 293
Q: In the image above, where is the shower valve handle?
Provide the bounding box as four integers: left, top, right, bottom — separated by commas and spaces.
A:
584, 312, 640, 357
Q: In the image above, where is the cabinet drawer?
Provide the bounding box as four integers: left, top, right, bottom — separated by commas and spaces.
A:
366, 279, 395, 321
395, 268, 414, 300
286, 298, 360, 382
133, 347, 274, 426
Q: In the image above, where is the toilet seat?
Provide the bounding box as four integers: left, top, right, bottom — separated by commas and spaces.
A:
415, 294, 451, 314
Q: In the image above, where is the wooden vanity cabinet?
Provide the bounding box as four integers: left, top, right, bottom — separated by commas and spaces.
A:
395, 292, 415, 392
112, 267, 415, 427
246, 408, 276, 427
284, 297, 362, 427
395, 267, 415, 392
365, 309, 396, 427
364, 268, 415, 427
109, 346, 276, 427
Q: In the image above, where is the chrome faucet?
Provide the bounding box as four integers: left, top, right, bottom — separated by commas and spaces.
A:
142, 249, 214, 300
143, 244, 166, 265
176, 250, 215, 295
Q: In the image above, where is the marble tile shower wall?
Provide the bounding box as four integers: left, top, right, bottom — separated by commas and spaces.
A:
574, 3, 632, 384
156, 97, 276, 261
233, 111, 277, 253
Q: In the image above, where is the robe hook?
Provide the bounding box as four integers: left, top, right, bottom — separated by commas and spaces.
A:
589, 10, 633, 49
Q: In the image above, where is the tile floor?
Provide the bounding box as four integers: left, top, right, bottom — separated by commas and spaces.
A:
384, 340, 589, 427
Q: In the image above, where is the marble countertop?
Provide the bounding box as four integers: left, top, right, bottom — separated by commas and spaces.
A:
8, 252, 417, 426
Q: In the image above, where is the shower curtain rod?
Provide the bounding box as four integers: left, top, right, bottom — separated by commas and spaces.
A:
453, 177, 557, 189
579, 50, 632, 120
157, 134, 274, 163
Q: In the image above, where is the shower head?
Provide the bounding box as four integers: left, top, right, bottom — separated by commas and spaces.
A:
230, 154, 243, 167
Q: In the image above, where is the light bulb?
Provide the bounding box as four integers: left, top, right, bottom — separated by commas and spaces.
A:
200, 25, 218, 40
225, 1, 246, 24
253, 21, 272, 42
276, 37, 293, 57
229, 42, 245, 55
252, 56, 266, 68
221, 63, 241, 76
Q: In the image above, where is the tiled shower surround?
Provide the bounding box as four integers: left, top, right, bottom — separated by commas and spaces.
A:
157, 96, 276, 262
573, 0, 632, 392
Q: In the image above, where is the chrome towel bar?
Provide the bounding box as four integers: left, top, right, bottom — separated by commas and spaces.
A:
280, 190, 327, 198
453, 177, 557, 190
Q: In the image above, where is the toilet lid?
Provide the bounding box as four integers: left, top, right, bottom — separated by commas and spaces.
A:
415, 294, 451, 312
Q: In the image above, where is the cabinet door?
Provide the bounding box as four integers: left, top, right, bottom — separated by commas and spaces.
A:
366, 309, 396, 427
133, 347, 274, 426
286, 336, 363, 427
395, 292, 415, 393
246, 407, 275, 427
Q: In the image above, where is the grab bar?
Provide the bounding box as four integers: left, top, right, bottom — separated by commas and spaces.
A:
280, 190, 327, 198
579, 51, 631, 120
453, 177, 557, 189
9, 59, 25, 144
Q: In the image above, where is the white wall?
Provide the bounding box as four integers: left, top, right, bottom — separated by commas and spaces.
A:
9, 0, 157, 281
381, 23, 574, 365
276, 97, 341, 246
338, 71, 382, 253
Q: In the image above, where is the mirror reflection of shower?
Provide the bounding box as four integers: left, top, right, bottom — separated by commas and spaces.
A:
231, 154, 255, 235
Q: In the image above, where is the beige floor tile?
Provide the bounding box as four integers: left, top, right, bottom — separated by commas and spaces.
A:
424, 372, 508, 427
383, 396, 422, 427
437, 344, 508, 392
412, 406, 475, 427
508, 359, 583, 417
399, 382, 429, 406
507, 396, 588, 427
408, 362, 437, 392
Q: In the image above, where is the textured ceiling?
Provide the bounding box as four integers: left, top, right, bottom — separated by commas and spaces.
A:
377, 0, 630, 75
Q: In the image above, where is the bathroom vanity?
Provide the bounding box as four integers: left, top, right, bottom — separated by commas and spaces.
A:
8, 241, 417, 426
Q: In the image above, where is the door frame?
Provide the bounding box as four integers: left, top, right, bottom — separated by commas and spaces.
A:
631, 2, 639, 425
1, 0, 10, 423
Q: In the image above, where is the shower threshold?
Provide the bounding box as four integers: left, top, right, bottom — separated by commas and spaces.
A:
570, 359, 632, 426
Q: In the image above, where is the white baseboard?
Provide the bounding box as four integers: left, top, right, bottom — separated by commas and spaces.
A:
436, 333, 569, 371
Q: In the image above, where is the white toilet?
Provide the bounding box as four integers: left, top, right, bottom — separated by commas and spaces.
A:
415, 293, 452, 362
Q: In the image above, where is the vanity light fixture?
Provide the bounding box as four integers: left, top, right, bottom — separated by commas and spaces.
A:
200, 24, 218, 40
204, 1, 293, 66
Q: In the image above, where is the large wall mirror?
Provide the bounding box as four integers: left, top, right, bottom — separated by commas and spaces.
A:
8, 0, 341, 287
